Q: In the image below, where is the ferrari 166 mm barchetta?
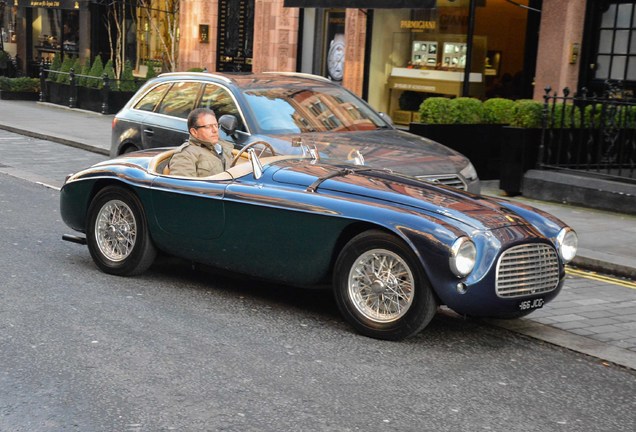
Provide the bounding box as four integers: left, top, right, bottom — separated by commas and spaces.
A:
60, 138, 577, 341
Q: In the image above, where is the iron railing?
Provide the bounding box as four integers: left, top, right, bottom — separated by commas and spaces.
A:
538, 83, 636, 184
38, 61, 142, 114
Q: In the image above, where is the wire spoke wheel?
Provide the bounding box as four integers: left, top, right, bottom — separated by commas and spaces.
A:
348, 249, 414, 323
334, 230, 437, 341
87, 186, 156, 276
95, 199, 137, 262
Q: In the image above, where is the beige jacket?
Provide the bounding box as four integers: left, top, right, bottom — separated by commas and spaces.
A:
168, 139, 234, 177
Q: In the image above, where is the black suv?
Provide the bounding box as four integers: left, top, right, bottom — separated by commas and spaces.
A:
111, 72, 479, 192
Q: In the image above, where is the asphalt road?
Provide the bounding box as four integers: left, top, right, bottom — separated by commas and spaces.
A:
1, 131, 635, 431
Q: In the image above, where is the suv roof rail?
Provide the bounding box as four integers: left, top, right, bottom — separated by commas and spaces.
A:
262, 71, 332, 83
158, 71, 233, 84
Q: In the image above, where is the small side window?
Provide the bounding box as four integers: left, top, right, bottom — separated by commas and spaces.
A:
199, 83, 245, 131
133, 83, 172, 112
156, 82, 202, 119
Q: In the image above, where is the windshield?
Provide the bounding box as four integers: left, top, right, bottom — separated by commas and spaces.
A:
242, 86, 389, 134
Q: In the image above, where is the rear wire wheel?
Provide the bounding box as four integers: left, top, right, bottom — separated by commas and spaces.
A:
86, 186, 156, 276
333, 230, 437, 340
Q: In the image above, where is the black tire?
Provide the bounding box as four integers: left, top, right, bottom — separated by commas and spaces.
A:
333, 230, 437, 341
86, 186, 157, 276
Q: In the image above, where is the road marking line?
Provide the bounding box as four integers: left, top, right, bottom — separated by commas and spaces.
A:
36, 181, 61, 191
566, 267, 636, 289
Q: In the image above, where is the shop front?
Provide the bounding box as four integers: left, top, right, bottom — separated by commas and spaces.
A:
286, 0, 540, 124
9, 0, 90, 76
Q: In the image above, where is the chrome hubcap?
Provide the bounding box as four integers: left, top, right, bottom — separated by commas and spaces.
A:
348, 249, 415, 323
95, 199, 136, 262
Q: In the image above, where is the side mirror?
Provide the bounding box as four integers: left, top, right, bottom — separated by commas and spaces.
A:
218, 114, 238, 135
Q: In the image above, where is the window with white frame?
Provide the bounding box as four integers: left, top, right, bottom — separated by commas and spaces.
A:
595, 1, 636, 81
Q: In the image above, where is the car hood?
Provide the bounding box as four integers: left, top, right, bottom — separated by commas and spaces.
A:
269, 129, 469, 177
271, 163, 525, 230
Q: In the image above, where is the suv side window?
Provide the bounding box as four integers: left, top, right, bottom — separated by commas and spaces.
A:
133, 83, 172, 112
156, 81, 202, 119
198, 83, 245, 131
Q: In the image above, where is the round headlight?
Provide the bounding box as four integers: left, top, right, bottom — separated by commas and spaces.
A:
556, 228, 578, 263
450, 237, 476, 278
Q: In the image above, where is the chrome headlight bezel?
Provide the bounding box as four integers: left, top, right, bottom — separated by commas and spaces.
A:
449, 237, 477, 278
556, 227, 578, 263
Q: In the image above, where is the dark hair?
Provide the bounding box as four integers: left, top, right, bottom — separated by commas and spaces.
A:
187, 107, 216, 131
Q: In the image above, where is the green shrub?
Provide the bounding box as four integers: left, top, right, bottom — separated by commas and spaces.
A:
56, 55, 74, 84
103, 59, 116, 90
78, 61, 91, 87
548, 103, 581, 128
187, 67, 206, 73
87, 55, 104, 89
510, 99, 543, 128
47, 52, 62, 82
69, 57, 82, 84
418, 97, 454, 124
0, 50, 9, 69
450, 97, 483, 124
483, 98, 515, 124
145, 60, 159, 80
119, 60, 137, 92
0, 77, 40, 92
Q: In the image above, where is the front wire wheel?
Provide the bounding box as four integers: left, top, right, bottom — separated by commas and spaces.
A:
348, 249, 414, 323
94, 199, 136, 262
87, 186, 156, 276
334, 230, 437, 340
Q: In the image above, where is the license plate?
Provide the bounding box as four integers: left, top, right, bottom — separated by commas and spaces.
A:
518, 298, 545, 311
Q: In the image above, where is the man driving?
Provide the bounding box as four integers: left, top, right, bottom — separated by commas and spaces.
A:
168, 108, 234, 177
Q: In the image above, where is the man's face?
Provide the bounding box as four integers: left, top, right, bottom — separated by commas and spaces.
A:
190, 113, 219, 144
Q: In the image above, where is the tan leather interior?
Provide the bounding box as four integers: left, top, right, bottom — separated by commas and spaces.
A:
148, 149, 308, 181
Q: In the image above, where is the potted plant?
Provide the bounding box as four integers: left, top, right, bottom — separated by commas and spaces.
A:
410, 97, 503, 180
0, 76, 40, 100
43, 53, 68, 104
499, 99, 543, 195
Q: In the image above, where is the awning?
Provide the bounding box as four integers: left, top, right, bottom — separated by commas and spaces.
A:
283, 1, 437, 8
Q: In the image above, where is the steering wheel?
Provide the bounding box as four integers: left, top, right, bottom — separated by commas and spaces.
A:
230, 141, 277, 167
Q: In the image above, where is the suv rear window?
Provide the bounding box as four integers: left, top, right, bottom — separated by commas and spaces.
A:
156, 82, 202, 119
133, 83, 171, 112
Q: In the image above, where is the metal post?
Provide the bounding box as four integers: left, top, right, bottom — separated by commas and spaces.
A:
68, 68, 76, 108
39, 60, 46, 102
537, 86, 551, 168
101, 74, 109, 114
462, 0, 477, 97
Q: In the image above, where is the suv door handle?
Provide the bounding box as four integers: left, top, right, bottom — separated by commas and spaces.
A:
143, 128, 154, 136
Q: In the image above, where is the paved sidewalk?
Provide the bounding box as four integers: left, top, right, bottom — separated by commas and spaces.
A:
1, 99, 635, 369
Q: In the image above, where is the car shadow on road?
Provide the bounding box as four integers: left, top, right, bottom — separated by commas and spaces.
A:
129, 254, 517, 345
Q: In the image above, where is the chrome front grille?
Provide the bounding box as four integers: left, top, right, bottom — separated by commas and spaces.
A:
496, 244, 560, 298
417, 174, 467, 190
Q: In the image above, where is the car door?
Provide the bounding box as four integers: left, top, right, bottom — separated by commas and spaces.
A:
143, 81, 203, 149
150, 175, 229, 262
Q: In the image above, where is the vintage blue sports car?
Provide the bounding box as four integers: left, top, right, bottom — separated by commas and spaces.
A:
60, 138, 578, 341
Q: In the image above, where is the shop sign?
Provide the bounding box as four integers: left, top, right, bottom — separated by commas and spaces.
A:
17, 0, 87, 9
401, 21, 437, 31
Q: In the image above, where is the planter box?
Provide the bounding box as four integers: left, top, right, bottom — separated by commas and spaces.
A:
76, 87, 134, 114
499, 127, 541, 195
46, 81, 71, 105
0, 90, 39, 101
409, 123, 503, 180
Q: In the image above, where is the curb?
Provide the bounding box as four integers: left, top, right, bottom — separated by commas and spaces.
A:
485, 318, 636, 370
0, 124, 109, 156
